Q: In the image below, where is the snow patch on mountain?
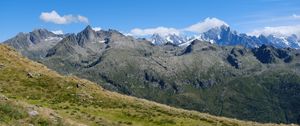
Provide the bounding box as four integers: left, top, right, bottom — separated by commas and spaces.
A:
150, 24, 300, 49
44, 36, 63, 42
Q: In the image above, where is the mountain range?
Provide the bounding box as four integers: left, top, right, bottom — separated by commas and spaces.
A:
150, 25, 300, 49
2, 25, 300, 124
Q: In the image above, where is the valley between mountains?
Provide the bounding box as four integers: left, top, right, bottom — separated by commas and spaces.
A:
2, 25, 300, 125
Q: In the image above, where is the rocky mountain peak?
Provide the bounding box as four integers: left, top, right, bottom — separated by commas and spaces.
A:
252, 44, 295, 63
32, 28, 56, 37
80, 25, 95, 35
151, 34, 167, 45
107, 29, 122, 34
84, 25, 93, 31
77, 25, 98, 46
150, 33, 188, 45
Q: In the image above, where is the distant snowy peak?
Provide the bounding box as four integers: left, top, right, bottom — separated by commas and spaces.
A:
166, 34, 188, 45
150, 34, 189, 45
199, 26, 300, 48
150, 25, 233, 45
151, 34, 167, 45
261, 34, 300, 48
149, 25, 300, 49
199, 25, 232, 43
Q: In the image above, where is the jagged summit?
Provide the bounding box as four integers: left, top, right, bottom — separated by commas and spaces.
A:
252, 44, 294, 63
84, 25, 93, 30
31, 28, 54, 34
149, 25, 300, 49
151, 33, 190, 45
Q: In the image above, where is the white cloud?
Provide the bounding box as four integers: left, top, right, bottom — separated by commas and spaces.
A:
248, 25, 300, 37
40, 10, 89, 24
292, 14, 300, 19
92, 27, 101, 31
130, 27, 180, 36
51, 30, 64, 35
129, 17, 228, 36
184, 17, 228, 33
77, 15, 89, 24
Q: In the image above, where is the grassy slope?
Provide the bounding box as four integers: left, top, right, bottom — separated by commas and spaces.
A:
0, 45, 293, 126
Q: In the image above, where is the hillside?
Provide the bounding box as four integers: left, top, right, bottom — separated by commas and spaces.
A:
1, 45, 291, 126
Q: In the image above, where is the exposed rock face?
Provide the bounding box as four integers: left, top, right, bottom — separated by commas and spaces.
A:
253, 44, 294, 64
0, 94, 8, 101
253, 45, 277, 63
0, 63, 4, 69
3, 29, 64, 59
230, 47, 246, 57
227, 54, 240, 69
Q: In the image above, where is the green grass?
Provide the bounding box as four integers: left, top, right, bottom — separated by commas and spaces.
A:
0, 102, 27, 122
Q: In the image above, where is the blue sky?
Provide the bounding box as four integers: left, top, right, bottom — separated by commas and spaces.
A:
1, 0, 300, 41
